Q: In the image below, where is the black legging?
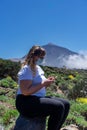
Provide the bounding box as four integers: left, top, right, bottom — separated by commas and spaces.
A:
16, 95, 70, 130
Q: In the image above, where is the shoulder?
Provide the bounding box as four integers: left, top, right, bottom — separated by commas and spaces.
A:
37, 65, 42, 70
18, 65, 33, 80
18, 65, 31, 76
36, 65, 44, 74
23, 64, 30, 69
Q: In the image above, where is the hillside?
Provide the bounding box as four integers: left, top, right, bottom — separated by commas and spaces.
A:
0, 59, 87, 130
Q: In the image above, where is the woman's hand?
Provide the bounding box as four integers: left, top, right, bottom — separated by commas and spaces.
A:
47, 76, 55, 80
42, 77, 55, 87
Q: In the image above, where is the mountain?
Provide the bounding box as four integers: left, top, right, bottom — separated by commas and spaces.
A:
41, 43, 78, 67
10, 43, 79, 68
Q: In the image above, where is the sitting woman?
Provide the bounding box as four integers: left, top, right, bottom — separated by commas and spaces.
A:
16, 45, 70, 130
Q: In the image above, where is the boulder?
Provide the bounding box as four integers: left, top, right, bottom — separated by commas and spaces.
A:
0, 124, 4, 130
14, 115, 46, 130
61, 124, 79, 130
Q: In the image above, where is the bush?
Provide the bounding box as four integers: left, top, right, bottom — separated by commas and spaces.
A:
0, 76, 18, 88
76, 98, 87, 104
3, 109, 19, 125
68, 79, 87, 99
65, 101, 87, 129
0, 58, 21, 81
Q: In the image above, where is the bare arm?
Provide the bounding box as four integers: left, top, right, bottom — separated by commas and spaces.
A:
20, 78, 54, 96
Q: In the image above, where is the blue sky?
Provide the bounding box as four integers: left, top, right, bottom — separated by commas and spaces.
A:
0, 0, 87, 59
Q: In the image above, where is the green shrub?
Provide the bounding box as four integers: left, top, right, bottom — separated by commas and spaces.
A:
0, 58, 21, 81
68, 79, 86, 99
3, 109, 19, 125
64, 100, 87, 129
0, 95, 8, 102
0, 76, 18, 88
0, 105, 7, 117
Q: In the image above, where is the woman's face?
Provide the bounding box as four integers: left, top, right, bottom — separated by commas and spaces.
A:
33, 55, 44, 64
34, 56, 39, 61
33, 55, 39, 64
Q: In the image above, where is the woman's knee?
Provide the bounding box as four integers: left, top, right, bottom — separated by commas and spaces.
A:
58, 98, 70, 110
64, 100, 70, 110
56, 101, 65, 114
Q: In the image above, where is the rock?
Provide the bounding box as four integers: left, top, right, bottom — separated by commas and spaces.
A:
61, 124, 79, 130
13, 115, 46, 130
0, 124, 4, 130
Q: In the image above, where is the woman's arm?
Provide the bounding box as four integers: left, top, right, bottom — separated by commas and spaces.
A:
20, 78, 54, 96
20, 80, 43, 95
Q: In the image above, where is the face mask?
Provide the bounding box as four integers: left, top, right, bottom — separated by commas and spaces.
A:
36, 58, 44, 65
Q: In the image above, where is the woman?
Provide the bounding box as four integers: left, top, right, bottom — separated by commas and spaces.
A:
16, 45, 70, 130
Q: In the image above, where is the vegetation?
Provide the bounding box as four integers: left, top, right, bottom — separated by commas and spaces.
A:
0, 58, 21, 81
0, 59, 87, 130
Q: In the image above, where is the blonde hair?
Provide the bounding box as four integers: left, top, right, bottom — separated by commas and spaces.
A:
22, 45, 46, 75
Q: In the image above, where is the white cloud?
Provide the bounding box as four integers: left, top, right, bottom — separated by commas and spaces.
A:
63, 51, 87, 69
78, 50, 87, 57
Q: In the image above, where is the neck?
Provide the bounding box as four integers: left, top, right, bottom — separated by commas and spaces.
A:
30, 64, 36, 76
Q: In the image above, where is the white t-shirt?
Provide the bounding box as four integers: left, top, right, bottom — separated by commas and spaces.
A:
17, 65, 46, 97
